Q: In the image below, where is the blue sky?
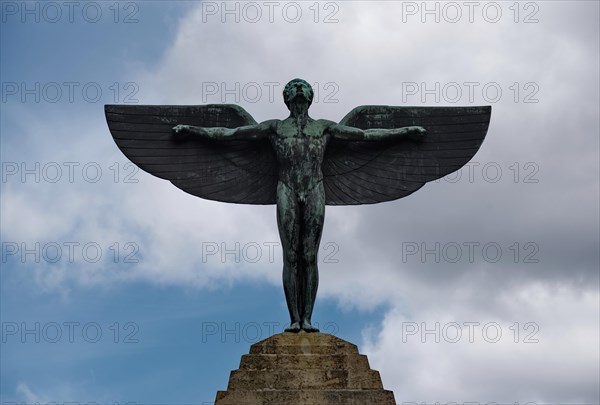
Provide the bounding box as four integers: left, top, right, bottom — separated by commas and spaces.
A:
2, 1, 599, 404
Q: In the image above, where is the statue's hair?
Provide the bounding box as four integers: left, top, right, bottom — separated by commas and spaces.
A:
283, 78, 314, 109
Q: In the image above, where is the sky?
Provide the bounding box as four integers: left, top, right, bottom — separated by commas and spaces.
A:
1, 1, 599, 404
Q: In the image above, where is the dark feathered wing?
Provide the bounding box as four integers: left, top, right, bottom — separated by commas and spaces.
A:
105, 104, 278, 204
323, 105, 491, 205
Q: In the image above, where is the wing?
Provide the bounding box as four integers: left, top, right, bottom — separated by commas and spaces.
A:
323, 105, 491, 205
105, 104, 278, 204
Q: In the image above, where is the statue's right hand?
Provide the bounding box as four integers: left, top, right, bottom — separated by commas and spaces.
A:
407, 126, 426, 142
172, 124, 190, 140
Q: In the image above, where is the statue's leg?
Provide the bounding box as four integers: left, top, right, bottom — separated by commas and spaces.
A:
299, 182, 325, 332
276, 182, 302, 333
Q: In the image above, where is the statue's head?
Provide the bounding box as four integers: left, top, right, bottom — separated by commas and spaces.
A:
283, 78, 313, 110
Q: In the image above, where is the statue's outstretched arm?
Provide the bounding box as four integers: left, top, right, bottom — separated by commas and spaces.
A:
328, 123, 426, 142
173, 120, 277, 141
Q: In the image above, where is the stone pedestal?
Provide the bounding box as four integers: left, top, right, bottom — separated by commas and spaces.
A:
215, 332, 396, 405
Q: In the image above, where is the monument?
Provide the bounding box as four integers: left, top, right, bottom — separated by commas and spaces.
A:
105, 78, 491, 404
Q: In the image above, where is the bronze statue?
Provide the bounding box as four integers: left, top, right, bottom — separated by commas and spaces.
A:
105, 78, 491, 333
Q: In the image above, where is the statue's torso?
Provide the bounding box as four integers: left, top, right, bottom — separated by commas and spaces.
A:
271, 118, 330, 195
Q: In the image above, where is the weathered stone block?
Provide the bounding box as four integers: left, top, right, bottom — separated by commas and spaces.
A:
215, 332, 396, 405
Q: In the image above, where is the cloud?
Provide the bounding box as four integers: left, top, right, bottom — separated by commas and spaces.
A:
362, 283, 599, 403
16, 382, 44, 404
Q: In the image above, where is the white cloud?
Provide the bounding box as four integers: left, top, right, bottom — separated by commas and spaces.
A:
362, 282, 600, 403
16, 382, 44, 404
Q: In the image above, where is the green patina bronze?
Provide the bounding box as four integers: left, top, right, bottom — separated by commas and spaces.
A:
105, 78, 491, 333
173, 79, 424, 332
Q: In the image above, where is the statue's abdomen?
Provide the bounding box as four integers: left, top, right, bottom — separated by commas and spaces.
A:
272, 136, 326, 193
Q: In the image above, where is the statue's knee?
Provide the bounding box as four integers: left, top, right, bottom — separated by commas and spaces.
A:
283, 253, 299, 269
304, 252, 318, 267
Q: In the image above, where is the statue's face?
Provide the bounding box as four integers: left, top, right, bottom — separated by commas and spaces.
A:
283, 79, 313, 109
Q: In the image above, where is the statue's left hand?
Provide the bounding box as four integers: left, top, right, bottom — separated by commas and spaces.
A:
172, 124, 191, 140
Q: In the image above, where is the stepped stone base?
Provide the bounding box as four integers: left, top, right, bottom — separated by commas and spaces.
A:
215, 332, 396, 405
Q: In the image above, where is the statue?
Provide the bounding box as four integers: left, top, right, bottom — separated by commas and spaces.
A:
105, 78, 491, 333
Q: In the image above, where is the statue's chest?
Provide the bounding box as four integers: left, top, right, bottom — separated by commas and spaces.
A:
272, 132, 326, 162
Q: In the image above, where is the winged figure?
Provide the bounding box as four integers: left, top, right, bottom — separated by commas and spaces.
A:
105, 78, 491, 333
